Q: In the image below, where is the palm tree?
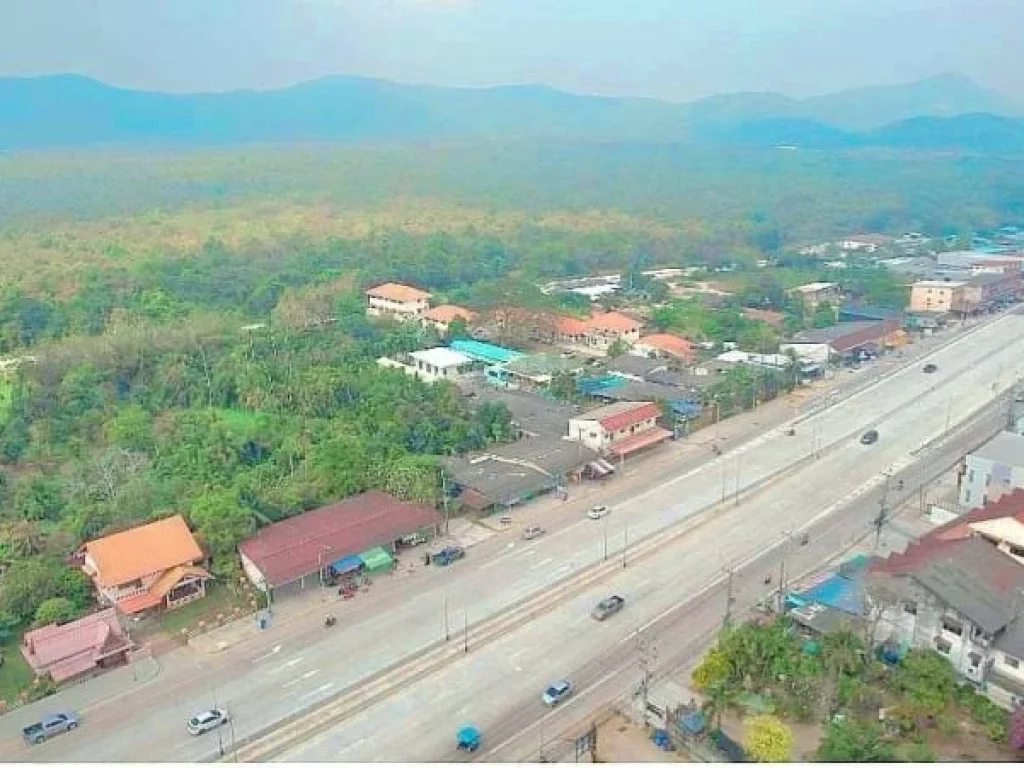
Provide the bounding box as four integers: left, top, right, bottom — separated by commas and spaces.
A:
4, 519, 45, 558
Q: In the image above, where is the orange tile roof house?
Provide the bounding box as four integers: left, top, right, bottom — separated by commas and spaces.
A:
634, 333, 694, 362
21, 608, 132, 684
365, 282, 432, 320
422, 304, 476, 334
82, 515, 211, 615
554, 311, 643, 352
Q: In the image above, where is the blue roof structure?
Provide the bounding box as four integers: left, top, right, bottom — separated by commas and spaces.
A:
787, 556, 867, 615
577, 374, 626, 395
450, 339, 524, 365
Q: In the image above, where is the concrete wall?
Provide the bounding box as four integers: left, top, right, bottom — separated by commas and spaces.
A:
366, 296, 430, 319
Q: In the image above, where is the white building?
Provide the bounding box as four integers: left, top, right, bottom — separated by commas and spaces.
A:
378, 347, 475, 383
567, 401, 671, 459
959, 431, 1024, 510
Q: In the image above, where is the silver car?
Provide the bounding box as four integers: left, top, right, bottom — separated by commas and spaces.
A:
522, 525, 545, 541
542, 680, 573, 707
187, 709, 229, 736
587, 504, 610, 520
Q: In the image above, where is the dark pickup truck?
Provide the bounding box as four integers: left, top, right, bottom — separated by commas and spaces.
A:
431, 545, 465, 567
22, 712, 79, 745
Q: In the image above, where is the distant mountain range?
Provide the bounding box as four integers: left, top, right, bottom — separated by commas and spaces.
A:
2, 72, 1023, 152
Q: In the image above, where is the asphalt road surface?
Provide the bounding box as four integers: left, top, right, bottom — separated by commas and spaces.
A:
3, 310, 1021, 763
271, 328, 1020, 762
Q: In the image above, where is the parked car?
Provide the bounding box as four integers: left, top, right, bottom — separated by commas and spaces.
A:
187, 708, 229, 736
399, 532, 429, 547
522, 525, 545, 541
430, 545, 465, 567
587, 504, 610, 520
542, 679, 573, 707
22, 713, 79, 745
922, 363, 937, 373
591, 595, 626, 621
860, 429, 879, 445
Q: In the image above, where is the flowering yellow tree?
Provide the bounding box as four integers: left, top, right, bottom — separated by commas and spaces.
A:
744, 715, 793, 762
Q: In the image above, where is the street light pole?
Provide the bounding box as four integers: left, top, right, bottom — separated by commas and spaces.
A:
602, 517, 608, 561
734, 455, 742, 506
463, 611, 469, 653
622, 522, 628, 569
443, 596, 450, 642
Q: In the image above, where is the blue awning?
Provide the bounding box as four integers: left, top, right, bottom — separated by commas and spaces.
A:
331, 554, 363, 574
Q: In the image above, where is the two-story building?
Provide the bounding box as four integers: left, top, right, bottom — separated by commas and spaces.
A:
869, 534, 1024, 707
567, 401, 672, 460
632, 333, 694, 363
909, 279, 967, 313
82, 515, 211, 615
958, 430, 1024, 510
553, 311, 643, 353
365, 282, 432, 320
789, 282, 843, 306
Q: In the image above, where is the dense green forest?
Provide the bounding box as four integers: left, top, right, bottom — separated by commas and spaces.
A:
0, 138, 1019, 633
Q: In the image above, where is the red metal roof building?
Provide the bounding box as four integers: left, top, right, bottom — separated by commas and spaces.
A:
238, 491, 441, 590
568, 401, 672, 458
21, 608, 132, 684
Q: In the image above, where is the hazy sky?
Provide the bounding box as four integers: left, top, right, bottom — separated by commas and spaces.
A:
3, 0, 1023, 101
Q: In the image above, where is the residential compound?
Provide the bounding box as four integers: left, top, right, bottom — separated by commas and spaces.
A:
82, 515, 211, 615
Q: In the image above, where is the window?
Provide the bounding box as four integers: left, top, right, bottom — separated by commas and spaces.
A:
941, 616, 963, 636
968, 652, 982, 667
903, 601, 918, 616
968, 469, 975, 482
1005, 655, 1021, 670
935, 638, 952, 655
964, 491, 972, 504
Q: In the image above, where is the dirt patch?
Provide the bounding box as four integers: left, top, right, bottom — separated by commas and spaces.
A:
718, 712, 823, 762
594, 714, 688, 763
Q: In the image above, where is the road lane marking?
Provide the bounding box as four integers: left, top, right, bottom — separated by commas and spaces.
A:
283, 669, 320, 688
530, 557, 554, 571
300, 682, 335, 702
281, 657, 304, 669
253, 645, 283, 663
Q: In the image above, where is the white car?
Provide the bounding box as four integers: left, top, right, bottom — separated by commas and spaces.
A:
587, 504, 610, 520
187, 709, 229, 736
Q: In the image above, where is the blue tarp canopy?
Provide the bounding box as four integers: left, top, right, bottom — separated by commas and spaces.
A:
331, 554, 363, 574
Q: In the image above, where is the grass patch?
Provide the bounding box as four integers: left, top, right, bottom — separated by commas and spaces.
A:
157, 580, 260, 639
0, 376, 13, 426
0, 634, 35, 709
210, 408, 271, 436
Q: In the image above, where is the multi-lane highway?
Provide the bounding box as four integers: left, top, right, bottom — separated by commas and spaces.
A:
3, 310, 1021, 763
267, 315, 1024, 762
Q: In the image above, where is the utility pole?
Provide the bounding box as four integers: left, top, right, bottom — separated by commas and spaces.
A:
722, 566, 736, 627
873, 469, 892, 548
213, 686, 225, 758
603, 517, 608, 562
463, 611, 469, 653
636, 631, 659, 727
